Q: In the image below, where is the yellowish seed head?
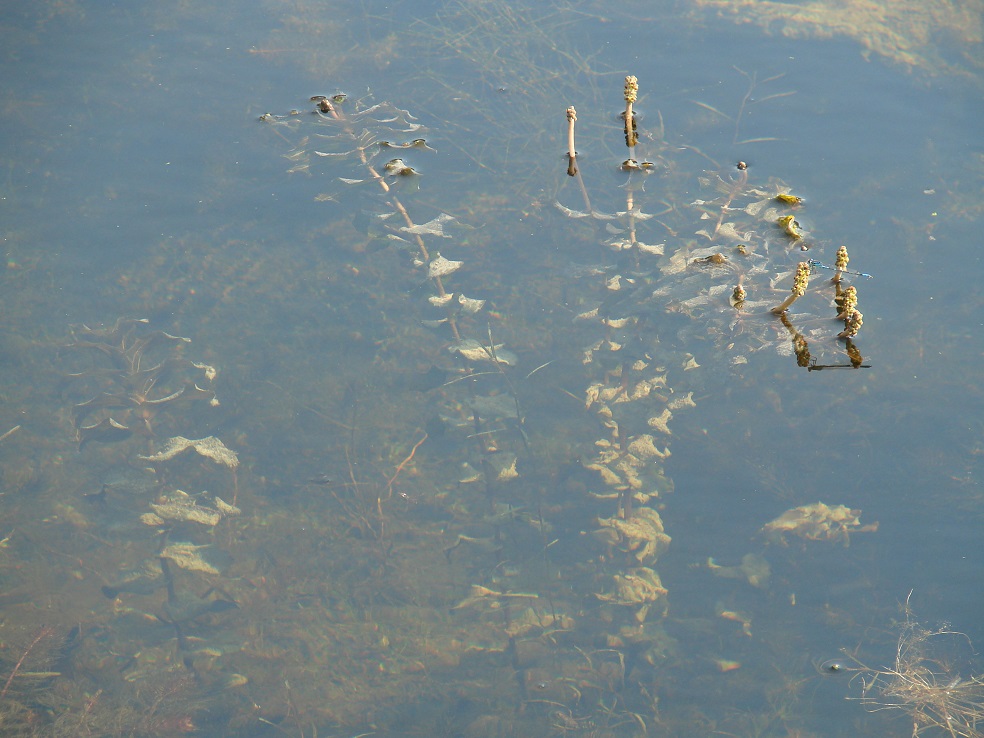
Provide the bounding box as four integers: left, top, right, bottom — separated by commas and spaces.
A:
624, 76, 639, 104
792, 262, 810, 296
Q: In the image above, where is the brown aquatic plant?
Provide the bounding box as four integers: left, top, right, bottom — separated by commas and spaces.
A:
0, 625, 56, 701
67, 318, 218, 441
845, 594, 984, 738
760, 501, 877, 545
566, 105, 577, 176
305, 94, 465, 342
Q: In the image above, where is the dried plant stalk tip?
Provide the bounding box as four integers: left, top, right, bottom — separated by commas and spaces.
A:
566, 106, 577, 159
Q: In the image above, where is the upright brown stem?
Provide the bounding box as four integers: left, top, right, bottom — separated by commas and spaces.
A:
1, 626, 54, 700
623, 76, 639, 150
566, 106, 577, 159
566, 106, 578, 177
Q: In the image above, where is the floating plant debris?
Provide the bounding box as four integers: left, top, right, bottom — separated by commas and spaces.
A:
840, 594, 984, 736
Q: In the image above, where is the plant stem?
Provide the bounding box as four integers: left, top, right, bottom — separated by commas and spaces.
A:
566, 106, 578, 176
1, 626, 53, 700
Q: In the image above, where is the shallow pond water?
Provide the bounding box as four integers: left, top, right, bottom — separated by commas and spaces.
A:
1, 2, 982, 736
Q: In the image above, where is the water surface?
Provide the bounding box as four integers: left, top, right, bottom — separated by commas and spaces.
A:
1, 1, 981, 736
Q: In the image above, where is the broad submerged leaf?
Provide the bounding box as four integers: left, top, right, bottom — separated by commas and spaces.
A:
140, 436, 239, 469
427, 253, 463, 278
457, 294, 486, 313
451, 339, 518, 366
403, 213, 456, 237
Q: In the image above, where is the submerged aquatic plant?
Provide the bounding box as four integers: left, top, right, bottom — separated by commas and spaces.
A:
65, 318, 218, 443
0, 625, 57, 701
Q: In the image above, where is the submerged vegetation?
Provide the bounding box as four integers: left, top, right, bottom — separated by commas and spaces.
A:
690, 0, 984, 82
217, 66, 882, 732
0, 64, 886, 738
